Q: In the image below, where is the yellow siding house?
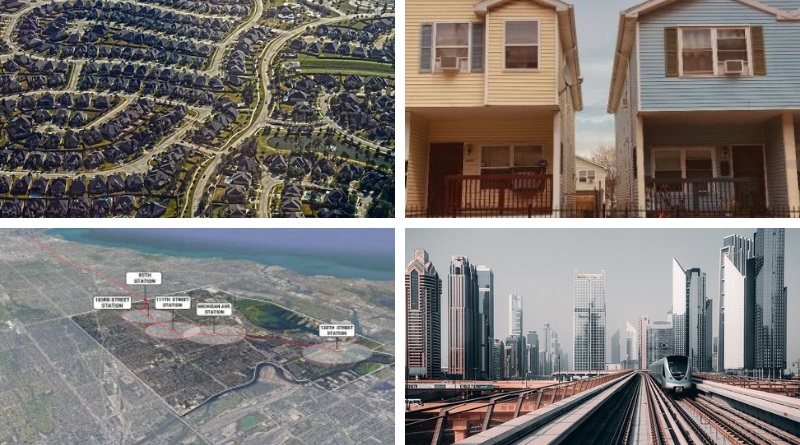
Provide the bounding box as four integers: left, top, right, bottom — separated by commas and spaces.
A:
406, 0, 582, 217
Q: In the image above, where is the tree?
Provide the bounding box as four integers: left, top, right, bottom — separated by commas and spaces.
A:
589, 144, 616, 204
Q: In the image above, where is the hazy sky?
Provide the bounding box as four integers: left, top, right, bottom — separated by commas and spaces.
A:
406, 229, 799, 372
572, 0, 639, 155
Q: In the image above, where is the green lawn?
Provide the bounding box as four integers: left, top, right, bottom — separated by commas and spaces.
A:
297, 55, 394, 75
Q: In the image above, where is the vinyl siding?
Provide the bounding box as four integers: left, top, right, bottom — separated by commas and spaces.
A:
638, 0, 800, 110
765, 117, 789, 207
486, 2, 558, 105
615, 39, 640, 209
406, 0, 486, 107
407, 112, 431, 209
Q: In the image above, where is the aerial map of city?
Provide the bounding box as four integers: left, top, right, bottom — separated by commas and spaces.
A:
0, 0, 395, 218
0, 229, 395, 444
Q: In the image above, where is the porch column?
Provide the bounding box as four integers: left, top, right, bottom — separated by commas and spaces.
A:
781, 112, 800, 213
636, 115, 646, 214
553, 111, 561, 216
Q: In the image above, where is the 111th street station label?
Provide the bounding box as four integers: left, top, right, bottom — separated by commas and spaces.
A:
126, 272, 162, 285
154, 296, 191, 310
319, 324, 355, 337
196, 302, 232, 316
93, 296, 132, 310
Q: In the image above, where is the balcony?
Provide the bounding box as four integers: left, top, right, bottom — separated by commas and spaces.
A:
432, 173, 554, 217
644, 177, 763, 217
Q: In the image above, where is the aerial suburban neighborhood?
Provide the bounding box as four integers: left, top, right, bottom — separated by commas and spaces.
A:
405, 0, 800, 218
0, 0, 395, 217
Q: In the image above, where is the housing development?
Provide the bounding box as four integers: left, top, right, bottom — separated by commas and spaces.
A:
405, 0, 800, 218
0, 0, 395, 217
0, 229, 395, 444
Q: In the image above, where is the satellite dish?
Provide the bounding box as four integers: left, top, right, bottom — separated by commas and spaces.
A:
563, 64, 576, 87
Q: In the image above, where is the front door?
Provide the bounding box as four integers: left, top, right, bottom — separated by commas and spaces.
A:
732, 145, 766, 208
427, 143, 463, 216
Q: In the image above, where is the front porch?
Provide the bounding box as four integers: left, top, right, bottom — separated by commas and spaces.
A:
625, 110, 800, 217
406, 106, 569, 217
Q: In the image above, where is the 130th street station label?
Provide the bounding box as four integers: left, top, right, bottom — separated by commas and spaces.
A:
319, 324, 355, 337
154, 296, 191, 310
93, 296, 132, 310
126, 272, 162, 285
196, 302, 232, 316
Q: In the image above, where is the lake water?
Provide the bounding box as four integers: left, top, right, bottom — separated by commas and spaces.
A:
48, 229, 394, 281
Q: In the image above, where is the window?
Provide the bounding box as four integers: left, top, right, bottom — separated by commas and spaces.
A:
505, 21, 538, 69
481, 144, 544, 175
653, 148, 715, 191
419, 23, 485, 73
680, 27, 751, 76
579, 170, 596, 183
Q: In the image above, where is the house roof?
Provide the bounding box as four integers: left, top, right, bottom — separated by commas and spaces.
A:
607, 0, 797, 113
575, 155, 608, 172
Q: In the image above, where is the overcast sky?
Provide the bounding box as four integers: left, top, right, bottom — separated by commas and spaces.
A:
573, 0, 638, 155
406, 229, 799, 372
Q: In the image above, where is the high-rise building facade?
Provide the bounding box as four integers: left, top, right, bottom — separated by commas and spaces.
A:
638, 316, 650, 369
504, 335, 527, 379
719, 234, 754, 372
476, 266, 494, 380
720, 235, 755, 371
673, 259, 712, 372
405, 247, 442, 379
493, 339, 505, 380
646, 319, 674, 366
449, 256, 479, 379
527, 331, 539, 376
754, 229, 787, 376
573, 271, 606, 371
610, 329, 621, 365
509, 294, 523, 336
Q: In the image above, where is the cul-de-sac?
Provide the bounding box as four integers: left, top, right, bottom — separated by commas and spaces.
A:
0, 0, 395, 218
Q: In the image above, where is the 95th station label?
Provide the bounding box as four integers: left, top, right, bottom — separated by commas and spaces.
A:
196, 302, 233, 316
126, 272, 162, 285
93, 296, 132, 310
154, 296, 191, 310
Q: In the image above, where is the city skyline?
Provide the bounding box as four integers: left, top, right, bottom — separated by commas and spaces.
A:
406, 229, 800, 374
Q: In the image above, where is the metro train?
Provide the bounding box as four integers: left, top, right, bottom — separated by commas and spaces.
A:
649, 355, 693, 394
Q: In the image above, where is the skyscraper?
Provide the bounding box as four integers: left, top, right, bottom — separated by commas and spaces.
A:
509, 293, 523, 336
405, 247, 442, 380
720, 235, 755, 371
493, 339, 505, 380
476, 266, 494, 380
504, 335, 526, 379
610, 329, 621, 365
646, 319, 674, 366
540, 324, 553, 375
719, 234, 754, 372
449, 256, 479, 379
754, 229, 787, 377
573, 271, 606, 371
673, 259, 712, 372
638, 316, 650, 369
624, 321, 637, 368
527, 331, 539, 377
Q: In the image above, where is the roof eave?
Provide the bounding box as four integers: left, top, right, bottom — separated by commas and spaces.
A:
474, 0, 569, 17
557, 6, 583, 111
607, 13, 637, 114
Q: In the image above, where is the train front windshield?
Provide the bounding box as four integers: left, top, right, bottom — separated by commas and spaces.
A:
667, 356, 688, 379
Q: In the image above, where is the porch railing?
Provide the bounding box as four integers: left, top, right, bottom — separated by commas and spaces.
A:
440, 173, 553, 217
645, 177, 761, 217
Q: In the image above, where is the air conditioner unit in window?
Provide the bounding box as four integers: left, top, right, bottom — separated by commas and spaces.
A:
437, 57, 461, 71
723, 59, 746, 75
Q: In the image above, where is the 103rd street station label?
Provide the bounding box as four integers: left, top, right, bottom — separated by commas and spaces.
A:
196, 302, 232, 316
93, 296, 132, 310
154, 296, 191, 310
319, 324, 355, 337
126, 272, 162, 285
